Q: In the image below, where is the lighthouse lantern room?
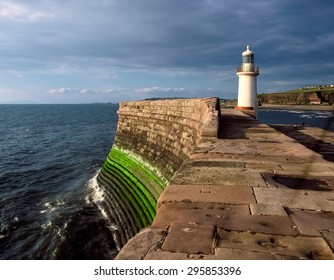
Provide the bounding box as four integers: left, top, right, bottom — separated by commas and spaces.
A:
235, 45, 259, 112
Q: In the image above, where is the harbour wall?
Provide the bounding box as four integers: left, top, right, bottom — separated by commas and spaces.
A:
96, 98, 220, 248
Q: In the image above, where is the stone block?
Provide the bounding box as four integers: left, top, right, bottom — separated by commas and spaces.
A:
216, 230, 334, 260
210, 248, 277, 260
290, 210, 334, 236
321, 230, 334, 251
171, 166, 267, 187
158, 185, 256, 205
116, 228, 166, 260
153, 202, 250, 228
208, 140, 259, 155
278, 162, 334, 173
253, 188, 334, 211
250, 204, 288, 216
219, 213, 297, 235
161, 223, 216, 255
144, 251, 189, 260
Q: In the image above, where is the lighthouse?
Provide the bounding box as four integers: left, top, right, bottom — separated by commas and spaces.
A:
235, 45, 259, 113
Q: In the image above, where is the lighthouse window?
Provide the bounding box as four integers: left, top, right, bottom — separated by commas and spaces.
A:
243, 55, 254, 63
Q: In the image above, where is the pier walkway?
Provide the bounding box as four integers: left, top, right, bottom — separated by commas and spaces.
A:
116, 108, 334, 260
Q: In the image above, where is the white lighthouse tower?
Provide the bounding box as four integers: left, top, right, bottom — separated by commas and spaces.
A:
235, 45, 259, 112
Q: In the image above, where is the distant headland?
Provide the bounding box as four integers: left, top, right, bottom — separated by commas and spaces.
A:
223, 85, 334, 110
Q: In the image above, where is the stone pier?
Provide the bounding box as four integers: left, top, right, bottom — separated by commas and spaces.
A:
115, 104, 334, 260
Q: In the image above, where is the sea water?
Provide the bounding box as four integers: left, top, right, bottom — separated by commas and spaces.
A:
0, 104, 118, 259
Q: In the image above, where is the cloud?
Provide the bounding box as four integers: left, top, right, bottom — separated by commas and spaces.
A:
48, 88, 73, 94
135, 87, 186, 94
48, 87, 100, 95
0, 1, 52, 21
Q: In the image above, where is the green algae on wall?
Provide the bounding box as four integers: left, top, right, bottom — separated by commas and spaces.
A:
97, 144, 169, 245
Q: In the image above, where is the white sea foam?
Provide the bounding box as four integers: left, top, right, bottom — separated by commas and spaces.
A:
300, 114, 312, 118
284, 110, 306, 114
41, 220, 52, 229
40, 202, 57, 214
86, 170, 105, 205
315, 115, 331, 118
85, 170, 110, 223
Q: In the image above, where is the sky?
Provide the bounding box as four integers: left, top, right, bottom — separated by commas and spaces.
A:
0, 0, 333, 104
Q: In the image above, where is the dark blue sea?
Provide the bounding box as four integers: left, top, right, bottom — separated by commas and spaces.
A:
0, 104, 118, 259
0, 104, 333, 260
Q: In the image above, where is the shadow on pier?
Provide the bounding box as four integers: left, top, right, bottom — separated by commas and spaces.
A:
270, 123, 334, 162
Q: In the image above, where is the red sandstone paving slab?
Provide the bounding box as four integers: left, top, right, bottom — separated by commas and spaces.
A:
206, 248, 277, 260
190, 152, 315, 167
152, 203, 250, 228
277, 162, 334, 172
171, 167, 267, 187
255, 142, 322, 158
116, 228, 166, 260
144, 251, 189, 260
321, 230, 334, 251
219, 213, 297, 235
258, 155, 317, 164
207, 141, 259, 155
253, 188, 334, 212
245, 163, 283, 171
158, 185, 256, 205
244, 132, 284, 141
161, 223, 216, 255
289, 210, 334, 236
273, 170, 334, 178
250, 203, 288, 216
216, 230, 334, 260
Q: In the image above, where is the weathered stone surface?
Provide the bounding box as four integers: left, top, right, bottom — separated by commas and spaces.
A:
158, 185, 256, 205
321, 230, 334, 251
207, 140, 259, 155
144, 251, 189, 260
217, 230, 334, 260
219, 214, 297, 235
153, 203, 250, 228
208, 248, 277, 260
115, 228, 166, 260
290, 210, 334, 236
270, 124, 334, 162
161, 223, 216, 255
256, 142, 321, 158
278, 162, 334, 173
245, 163, 283, 171
253, 188, 334, 211
250, 203, 288, 216
171, 166, 267, 187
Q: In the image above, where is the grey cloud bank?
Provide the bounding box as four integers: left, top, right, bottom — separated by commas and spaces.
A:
0, 0, 333, 103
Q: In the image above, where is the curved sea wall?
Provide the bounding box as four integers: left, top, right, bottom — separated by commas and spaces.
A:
96, 98, 220, 248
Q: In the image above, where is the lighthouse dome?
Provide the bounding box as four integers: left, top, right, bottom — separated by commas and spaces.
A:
241, 45, 254, 64
242, 45, 254, 56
